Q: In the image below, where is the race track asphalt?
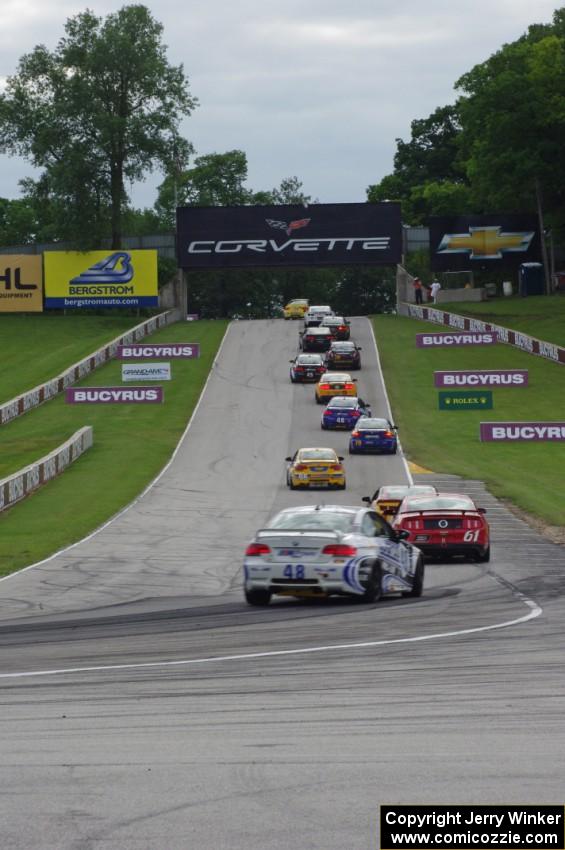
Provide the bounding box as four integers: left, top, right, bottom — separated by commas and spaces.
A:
0, 318, 563, 850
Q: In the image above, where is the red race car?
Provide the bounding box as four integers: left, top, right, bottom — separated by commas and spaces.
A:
392, 492, 490, 562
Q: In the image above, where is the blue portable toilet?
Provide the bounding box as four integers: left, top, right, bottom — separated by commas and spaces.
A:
519, 263, 544, 296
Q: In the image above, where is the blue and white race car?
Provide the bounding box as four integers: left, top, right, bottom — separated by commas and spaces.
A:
321, 396, 371, 430
349, 417, 398, 454
243, 503, 424, 605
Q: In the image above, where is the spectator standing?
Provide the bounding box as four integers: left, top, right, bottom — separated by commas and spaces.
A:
413, 277, 423, 304
430, 279, 441, 303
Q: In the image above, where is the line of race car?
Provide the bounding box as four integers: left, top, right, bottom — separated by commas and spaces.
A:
242, 301, 490, 607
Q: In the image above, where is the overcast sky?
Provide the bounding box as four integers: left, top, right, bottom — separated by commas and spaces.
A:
0, 0, 560, 209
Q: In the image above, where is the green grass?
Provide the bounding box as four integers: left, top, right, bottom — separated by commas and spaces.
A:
374, 314, 565, 526
0, 319, 228, 576
0, 313, 152, 404
436, 294, 565, 347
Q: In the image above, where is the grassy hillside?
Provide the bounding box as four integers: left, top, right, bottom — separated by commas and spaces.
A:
0, 319, 228, 576
0, 313, 145, 404
433, 294, 565, 346
374, 313, 565, 526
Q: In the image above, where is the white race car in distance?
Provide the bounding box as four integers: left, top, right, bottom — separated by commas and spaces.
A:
243, 504, 424, 606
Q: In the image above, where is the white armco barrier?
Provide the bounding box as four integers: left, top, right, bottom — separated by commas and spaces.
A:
0, 309, 180, 426
0, 426, 93, 513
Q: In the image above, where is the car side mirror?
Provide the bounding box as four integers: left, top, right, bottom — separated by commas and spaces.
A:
289, 360, 294, 363
285, 456, 292, 462
357, 347, 362, 350
396, 529, 410, 540
362, 496, 371, 504
392, 425, 398, 430
353, 378, 357, 382
478, 507, 487, 514
338, 456, 344, 461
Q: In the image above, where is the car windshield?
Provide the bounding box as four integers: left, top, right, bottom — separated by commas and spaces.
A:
402, 495, 476, 512
358, 418, 389, 429
297, 355, 323, 364
298, 449, 338, 461
327, 397, 357, 409
269, 509, 356, 532
379, 485, 435, 500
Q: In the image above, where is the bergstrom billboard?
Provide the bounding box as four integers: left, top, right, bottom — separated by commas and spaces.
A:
176, 202, 402, 270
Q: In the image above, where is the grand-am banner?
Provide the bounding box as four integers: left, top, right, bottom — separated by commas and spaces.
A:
44, 250, 158, 309
176, 202, 402, 269
429, 214, 541, 272
0, 255, 43, 312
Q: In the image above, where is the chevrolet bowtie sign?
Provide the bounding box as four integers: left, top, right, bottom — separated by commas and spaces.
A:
437, 226, 535, 259
430, 215, 540, 271
176, 202, 402, 270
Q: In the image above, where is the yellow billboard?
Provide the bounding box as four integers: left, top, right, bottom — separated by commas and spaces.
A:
0, 255, 43, 312
44, 250, 158, 309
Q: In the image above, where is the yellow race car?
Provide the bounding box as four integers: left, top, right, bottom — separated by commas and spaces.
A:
283, 299, 309, 319
362, 484, 438, 519
315, 372, 357, 404
285, 447, 346, 490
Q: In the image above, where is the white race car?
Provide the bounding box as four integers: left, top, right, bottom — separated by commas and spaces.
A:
243, 504, 424, 606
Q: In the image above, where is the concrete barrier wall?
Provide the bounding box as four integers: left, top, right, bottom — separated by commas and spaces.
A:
0, 309, 180, 426
0, 426, 93, 512
398, 302, 565, 366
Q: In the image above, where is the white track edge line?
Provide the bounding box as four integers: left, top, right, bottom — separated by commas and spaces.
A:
0, 584, 542, 680
367, 317, 413, 485
0, 323, 233, 584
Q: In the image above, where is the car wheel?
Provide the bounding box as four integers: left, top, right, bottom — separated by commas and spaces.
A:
403, 557, 424, 598
390, 446, 397, 454
360, 563, 382, 603
338, 482, 346, 490
348, 447, 356, 455
477, 545, 490, 563
245, 588, 272, 606
289, 478, 296, 490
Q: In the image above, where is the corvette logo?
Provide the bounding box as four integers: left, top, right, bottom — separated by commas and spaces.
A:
266, 218, 311, 236
70, 251, 134, 286
437, 226, 535, 259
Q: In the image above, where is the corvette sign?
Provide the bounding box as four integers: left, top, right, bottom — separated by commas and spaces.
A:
176, 202, 402, 269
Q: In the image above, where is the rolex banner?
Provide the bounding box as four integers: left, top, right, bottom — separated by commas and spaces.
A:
44, 250, 158, 309
0, 255, 43, 312
429, 214, 541, 272
176, 202, 402, 270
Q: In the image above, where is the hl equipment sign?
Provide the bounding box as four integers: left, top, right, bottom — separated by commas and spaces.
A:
176, 202, 402, 270
44, 250, 158, 309
0, 256, 43, 312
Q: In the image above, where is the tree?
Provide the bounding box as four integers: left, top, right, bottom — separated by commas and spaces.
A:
0, 4, 196, 248
455, 9, 565, 232
367, 105, 468, 223
154, 149, 250, 228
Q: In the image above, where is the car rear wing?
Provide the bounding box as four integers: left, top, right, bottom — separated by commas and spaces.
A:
255, 529, 340, 540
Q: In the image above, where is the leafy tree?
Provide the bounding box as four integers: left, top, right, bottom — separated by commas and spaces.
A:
455, 9, 565, 234
154, 149, 250, 228
252, 176, 314, 206
367, 105, 468, 223
0, 4, 196, 249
